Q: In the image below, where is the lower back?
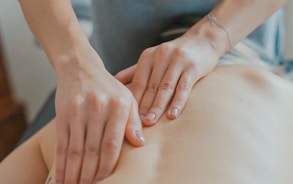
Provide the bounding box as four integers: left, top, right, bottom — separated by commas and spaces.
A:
100, 66, 293, 184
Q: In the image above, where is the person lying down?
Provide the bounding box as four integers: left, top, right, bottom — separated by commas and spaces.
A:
1, 40, 293, 184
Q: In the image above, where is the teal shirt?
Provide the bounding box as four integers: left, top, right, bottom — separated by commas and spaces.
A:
89, 0, 285, 74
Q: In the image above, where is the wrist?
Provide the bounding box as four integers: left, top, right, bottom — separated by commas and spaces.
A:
53, 45, 105, 80
185, 15, 232, 57
43, 19, 95, 70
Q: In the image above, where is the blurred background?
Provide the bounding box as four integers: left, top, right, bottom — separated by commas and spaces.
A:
0, 0, 292, 123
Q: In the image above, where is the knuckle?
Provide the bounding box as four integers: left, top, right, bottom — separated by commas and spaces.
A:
188, 61, 197, 68
146, 82, 158, 93
159, 79, 175, 91
67, 147, 83, 159
174, 47, 185, 57
56, 144, 67, 155
177, 82, 191, 91
72, 95, 85, 107
85, 144, 100, 156
110, 97, 129, 109
188, 62, 199, 73
157, 43, 169, 54
141, 48, 152, 59
94, 93, 109, 105
87, 92, 101, 112
129, 81, 145, 92
102, 139, 120, 155
71, 96, 85, 115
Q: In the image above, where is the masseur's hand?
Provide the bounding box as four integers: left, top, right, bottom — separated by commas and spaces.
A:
54, 48, 145, 184
116, 33, 220, 125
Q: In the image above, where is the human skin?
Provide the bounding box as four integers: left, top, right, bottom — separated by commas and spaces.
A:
17, 0, 288, 182
0, 64, 293, 184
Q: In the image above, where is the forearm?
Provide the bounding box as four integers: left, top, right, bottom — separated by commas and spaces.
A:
186, 0, 287, 56
19, 0, 96, 71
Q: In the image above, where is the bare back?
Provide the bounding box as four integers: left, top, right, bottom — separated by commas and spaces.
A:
43, 65, 293, 184
1, 65, 293, 184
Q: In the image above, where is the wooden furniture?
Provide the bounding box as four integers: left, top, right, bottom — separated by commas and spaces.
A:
0, 31, 27, 161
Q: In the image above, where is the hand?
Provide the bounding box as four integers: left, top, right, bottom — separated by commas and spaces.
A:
115, 33, 220, 126
54, 48, 145, 184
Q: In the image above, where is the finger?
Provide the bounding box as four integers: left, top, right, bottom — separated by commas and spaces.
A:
64, 120, 86, 184
125, 100, 145, 146
167, 67, 199, 120
140, 45, 171, 125
80, 125, 103, 184
95, 102, 128, 181
128, 48, 154, 102
146, 58, 183, 125
55, 117, 70, 184
79, 97, 107, 184
115, 65, 137, 85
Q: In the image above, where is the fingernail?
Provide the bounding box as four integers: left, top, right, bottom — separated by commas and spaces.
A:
135, 130, 146, 143
145, 112, 156, 123
169, 107, 179, 119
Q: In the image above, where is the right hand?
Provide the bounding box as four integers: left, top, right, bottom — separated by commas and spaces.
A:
54, 47, 145, 184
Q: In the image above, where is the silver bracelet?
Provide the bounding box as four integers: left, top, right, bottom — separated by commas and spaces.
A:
207, 13, 232, 49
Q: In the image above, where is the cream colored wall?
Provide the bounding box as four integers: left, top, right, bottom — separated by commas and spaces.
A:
0, 1, 292, 122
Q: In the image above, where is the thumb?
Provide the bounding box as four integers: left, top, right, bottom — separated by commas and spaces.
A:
115, 65, 137, 85
125, 100, 145, 146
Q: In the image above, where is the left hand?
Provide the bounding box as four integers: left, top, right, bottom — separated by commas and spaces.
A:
115, 33, 220, 126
